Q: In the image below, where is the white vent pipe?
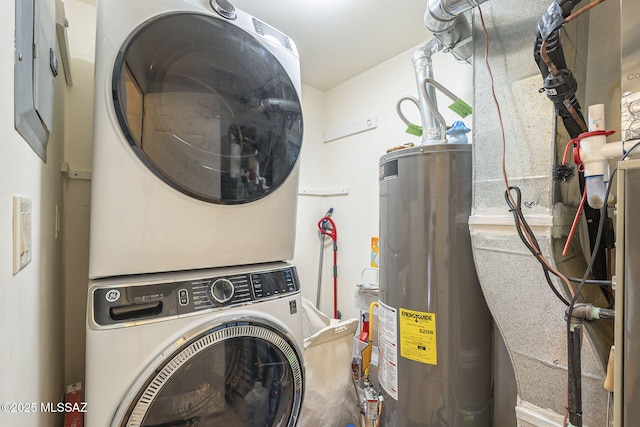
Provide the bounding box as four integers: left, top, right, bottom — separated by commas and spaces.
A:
412, 38, 444, 143
424, 0, 489, 62
425, 0, 489, 35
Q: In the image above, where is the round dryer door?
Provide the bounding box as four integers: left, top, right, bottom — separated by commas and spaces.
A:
118, 320, 304, 426
112, 12, 303, 204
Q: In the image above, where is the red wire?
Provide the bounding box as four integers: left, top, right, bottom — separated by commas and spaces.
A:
561, 129, 616, 256
564, 129, 615, 167
562, 188, 587, 256
562, 139, 574, 165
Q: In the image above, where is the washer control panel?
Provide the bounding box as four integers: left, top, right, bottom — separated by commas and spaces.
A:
92, 265, 300, 326
185, 273, 253, 312
250, 268, 297, 298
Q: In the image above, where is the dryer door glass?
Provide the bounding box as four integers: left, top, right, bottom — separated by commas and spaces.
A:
113, 13, 302, 204
120, 321, 303, 426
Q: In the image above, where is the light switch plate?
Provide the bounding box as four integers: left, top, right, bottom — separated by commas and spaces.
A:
13, 195, 32, 275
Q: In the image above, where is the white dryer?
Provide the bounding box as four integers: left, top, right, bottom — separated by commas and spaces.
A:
89, 0, 303, 278
85, 262, 304, 426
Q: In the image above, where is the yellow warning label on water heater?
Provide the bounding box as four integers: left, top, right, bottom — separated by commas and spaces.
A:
399, 308, 437, 365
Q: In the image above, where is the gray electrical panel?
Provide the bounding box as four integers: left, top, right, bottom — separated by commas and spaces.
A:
14, 0, 57, 162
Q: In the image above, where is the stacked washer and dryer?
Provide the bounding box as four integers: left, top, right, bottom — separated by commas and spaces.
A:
85, 0, 305, 425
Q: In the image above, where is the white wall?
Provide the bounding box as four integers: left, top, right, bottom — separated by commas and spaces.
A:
62, 0, 95, 388
293, 84, 328, 307
294, 46, 473, 320
0, 1, 65, 425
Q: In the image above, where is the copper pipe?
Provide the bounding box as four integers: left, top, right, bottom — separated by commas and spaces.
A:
565, 0, 606, 23
564, 99, 588, 133
540, 39, 560, 77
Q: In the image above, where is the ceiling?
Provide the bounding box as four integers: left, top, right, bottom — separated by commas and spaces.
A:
230, 0, 432, 91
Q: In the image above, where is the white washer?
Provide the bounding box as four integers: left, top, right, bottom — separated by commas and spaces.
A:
85, 262, 304, 426
89, 0, 303, 278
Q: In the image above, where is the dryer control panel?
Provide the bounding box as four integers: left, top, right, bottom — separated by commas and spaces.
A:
92, 265, 300, 326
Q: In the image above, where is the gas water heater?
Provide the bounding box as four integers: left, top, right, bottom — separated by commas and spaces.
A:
378, 144, 492, 426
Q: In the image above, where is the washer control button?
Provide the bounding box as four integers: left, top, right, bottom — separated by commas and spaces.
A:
178, 289, 189, 306
210, 278, 235, 304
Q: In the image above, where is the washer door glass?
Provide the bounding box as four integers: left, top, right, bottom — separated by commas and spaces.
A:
121, 321, 304, 426
113, 13, 303, 204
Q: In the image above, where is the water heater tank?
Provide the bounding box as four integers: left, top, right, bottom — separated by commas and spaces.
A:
378, 144, 492, 426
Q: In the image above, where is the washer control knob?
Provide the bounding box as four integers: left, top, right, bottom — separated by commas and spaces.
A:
210, 278, 235, 304
210, 0, 236, 20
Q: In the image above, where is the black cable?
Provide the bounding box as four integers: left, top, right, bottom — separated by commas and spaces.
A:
565, 168, 611, 427
503, 185, 611, 303
566, 319, 583, 426
534, 0, 609, 282
621, 140, 640, 162
505, 186, 571, 306
506, 187, 569, 307
534, 4, 607, 422
564, 141, 640, 425
568, 139, 640, 309
566, 276, 611, 286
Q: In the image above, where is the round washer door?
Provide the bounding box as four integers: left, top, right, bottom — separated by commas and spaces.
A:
112, 12, 303, 204
118, 320, 304, 427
